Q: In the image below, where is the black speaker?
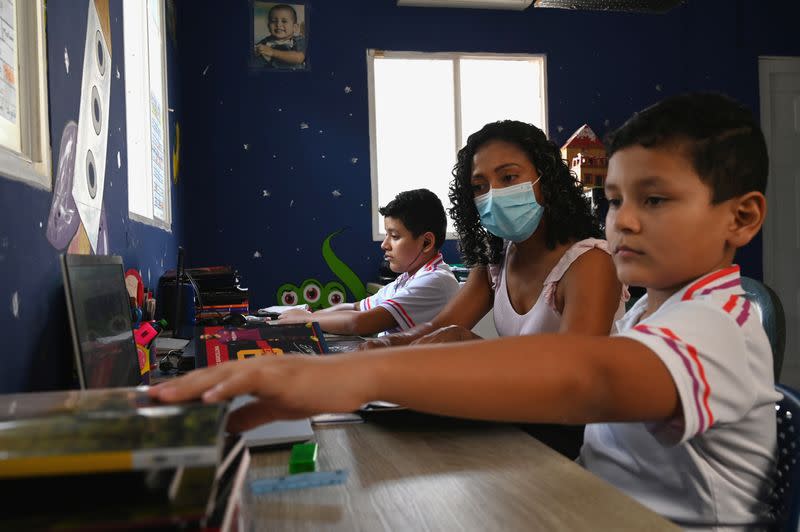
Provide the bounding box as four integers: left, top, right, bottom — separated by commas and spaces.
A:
155, 279, 195, 339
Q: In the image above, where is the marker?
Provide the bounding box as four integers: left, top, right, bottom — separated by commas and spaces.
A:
249, 469, 349, 494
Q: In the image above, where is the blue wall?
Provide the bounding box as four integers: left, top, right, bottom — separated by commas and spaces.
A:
176, 0, 800, 312
0, 0, 183, 393
1, 0, 798, 393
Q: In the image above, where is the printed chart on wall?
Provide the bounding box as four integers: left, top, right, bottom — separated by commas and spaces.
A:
0, 0, 20, 152
148, 0, 167, 220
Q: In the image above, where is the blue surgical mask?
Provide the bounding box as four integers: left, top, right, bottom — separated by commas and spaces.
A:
474, 179, 543, 242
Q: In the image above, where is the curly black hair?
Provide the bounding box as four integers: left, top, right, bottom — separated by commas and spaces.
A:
449, 120, 602, 266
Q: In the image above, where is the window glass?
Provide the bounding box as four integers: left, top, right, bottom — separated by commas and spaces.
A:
368, 51, 547, 239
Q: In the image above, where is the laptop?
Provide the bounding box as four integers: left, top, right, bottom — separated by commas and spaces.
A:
61, 254, 316, 445
229, 395, 314, 448
61, 254, 142, 389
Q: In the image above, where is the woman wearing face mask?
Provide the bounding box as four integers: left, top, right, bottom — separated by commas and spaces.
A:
364, 119, 626, 347
361, 121, 626, 456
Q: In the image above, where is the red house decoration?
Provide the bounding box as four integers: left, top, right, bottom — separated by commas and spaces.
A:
561, 124, 607, 190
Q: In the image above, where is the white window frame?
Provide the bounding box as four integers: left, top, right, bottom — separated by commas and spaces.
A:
367, 50, 548, 241
0, 0, 52, 190
124, 0, 171, 230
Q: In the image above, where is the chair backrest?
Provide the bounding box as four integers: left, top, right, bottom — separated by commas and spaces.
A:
772, 383, 800, 531
741, 276, 786, 381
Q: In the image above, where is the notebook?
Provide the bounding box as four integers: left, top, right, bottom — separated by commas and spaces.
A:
229, 395, 314, 448
194, 321, 329, 368
60, 254, 142, 389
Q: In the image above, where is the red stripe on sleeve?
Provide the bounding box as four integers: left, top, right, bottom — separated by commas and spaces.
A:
385, 299, 415, 328
682, 266, 739, 301
722, 294, 738, 314
660, 327, 715, 427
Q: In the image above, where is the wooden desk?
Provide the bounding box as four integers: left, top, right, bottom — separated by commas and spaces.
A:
244, 421, 678, 531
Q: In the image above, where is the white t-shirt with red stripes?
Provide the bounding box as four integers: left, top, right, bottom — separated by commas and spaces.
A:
360, 253, 459, 336
580, 265, 781, 529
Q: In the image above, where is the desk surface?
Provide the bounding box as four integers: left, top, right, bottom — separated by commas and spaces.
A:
245, 421, 678, 531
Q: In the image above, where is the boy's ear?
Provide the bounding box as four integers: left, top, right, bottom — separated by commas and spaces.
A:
727, 191, 767, 248
422, 231, 435, 251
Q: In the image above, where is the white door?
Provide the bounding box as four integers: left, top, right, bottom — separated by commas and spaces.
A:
760, 56, 800, 387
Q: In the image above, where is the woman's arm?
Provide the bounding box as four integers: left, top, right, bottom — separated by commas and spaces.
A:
557, 248, 624, 335
431, 266, 495, 329
361, 266, 494, 349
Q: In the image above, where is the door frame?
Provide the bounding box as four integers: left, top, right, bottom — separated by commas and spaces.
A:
758, 56, 800, 286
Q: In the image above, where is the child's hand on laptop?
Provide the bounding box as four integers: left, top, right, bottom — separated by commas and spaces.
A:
148, 355, 375, 432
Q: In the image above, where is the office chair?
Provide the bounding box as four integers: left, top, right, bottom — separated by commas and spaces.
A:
773, 383, 800, 532
741, 277, 786, 382
625, 286, 646, 312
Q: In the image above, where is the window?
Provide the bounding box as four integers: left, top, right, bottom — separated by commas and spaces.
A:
0, 0, 51, 189
367, 50, 547, 239
124, 0, 171, 228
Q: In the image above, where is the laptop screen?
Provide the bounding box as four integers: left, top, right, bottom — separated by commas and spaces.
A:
61, 254, 141, 389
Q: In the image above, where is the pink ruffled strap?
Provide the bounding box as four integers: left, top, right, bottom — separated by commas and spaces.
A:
543, 238, 630, 310
542, 282, 559, 310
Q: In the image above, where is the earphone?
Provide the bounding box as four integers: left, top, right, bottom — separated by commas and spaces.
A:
158, 350, 183, 372
158, 349, 195, 372
403, 236, 433, 272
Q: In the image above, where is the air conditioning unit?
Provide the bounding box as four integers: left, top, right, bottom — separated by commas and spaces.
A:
397, 0, 533, 10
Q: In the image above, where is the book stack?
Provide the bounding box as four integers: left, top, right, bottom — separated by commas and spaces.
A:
194, 321, 329, 368
0, 387, 249, 531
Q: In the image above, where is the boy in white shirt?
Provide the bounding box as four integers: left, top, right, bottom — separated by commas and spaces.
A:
152, 93, 779, 529
279, 188, 459, 336
576, 93, 779, 528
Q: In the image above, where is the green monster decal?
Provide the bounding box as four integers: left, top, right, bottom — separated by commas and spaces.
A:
276, 229, 367, 310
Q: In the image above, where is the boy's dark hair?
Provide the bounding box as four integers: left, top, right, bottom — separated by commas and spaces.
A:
379, 189, 447, 250
269, 4, 297, 23
450, 120, 602, 266
606, 92, 768, 203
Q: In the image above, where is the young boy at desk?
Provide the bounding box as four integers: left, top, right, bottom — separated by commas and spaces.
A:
279, 188, 459, 337
152, 93, 779, 529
